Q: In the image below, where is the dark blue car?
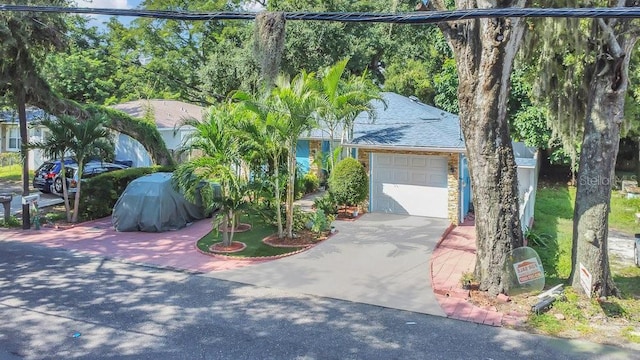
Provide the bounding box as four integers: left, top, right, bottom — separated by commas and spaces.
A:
32, 158, 76, 193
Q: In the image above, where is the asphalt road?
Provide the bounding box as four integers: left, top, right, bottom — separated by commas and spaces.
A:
0, 240, 636, 360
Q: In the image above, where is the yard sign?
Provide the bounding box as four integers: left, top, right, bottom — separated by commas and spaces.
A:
579, 263, 592, 298
513, 258, 544, 285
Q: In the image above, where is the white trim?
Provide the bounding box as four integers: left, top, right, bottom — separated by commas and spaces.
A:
347, 144, 466, 153
7, 127, 20, 151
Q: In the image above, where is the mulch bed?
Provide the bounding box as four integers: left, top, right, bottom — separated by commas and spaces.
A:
209, 241, 247, 254
335, 206, 363, 221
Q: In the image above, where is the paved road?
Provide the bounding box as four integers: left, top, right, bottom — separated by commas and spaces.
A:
0, 240, 636, 360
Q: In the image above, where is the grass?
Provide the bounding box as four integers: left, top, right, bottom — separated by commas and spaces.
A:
0, 164, 28, 182
196, 213, 304, 258
609, 192, 640, 234
529, 184, 575, 282
528, 182, 640, 343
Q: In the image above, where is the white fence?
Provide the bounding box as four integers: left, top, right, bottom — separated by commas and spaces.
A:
514, 142, 541, 233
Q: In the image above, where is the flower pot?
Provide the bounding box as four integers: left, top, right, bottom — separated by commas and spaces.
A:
330, 226, 336, 234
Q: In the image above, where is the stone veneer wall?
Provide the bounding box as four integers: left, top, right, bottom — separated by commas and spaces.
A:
357, 148, 461, 224
309, 140, 321, 176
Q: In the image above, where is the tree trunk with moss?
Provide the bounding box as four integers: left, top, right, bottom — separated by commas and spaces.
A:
570, 16, 638, 298
432, 0, 526, 295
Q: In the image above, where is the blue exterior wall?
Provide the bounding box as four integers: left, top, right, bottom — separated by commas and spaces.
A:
296, 140, 310, 173
460, 154, 472, 219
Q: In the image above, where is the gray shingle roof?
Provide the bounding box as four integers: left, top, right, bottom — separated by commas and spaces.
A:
0, 107, 51, 123
111, 100, 204, 129
348, 92, 465, 151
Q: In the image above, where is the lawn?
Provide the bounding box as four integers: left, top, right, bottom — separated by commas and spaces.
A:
197, 213, 305, 258
0, 164, 31, 182
529, 183, 640, 344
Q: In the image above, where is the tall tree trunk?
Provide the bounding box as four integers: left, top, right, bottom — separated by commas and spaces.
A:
570, 19, 637, 298
273, 155, 284, 238
433, 0, 527, 295
72, 162, 83, 223
17, 88, 30, 230
60, 160, 72, 223
285, 143, 297, 238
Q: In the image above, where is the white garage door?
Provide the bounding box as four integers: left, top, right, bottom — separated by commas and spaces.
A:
371, 153, 449, 218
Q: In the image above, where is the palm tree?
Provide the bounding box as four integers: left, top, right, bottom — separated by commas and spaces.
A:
234, 90, 290, 238
65, 114, 114, 223
316, 59, 384, 169
173, 102, 247, 247
270, 71, 320, 238
28, 116, 73, 222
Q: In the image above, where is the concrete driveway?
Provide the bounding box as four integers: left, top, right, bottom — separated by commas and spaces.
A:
206, 213, 449, 316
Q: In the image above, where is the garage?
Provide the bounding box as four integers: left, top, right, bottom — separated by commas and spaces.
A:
370, 153, 449, 218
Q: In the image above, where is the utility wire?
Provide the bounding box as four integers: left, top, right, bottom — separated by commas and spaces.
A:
2, 5, 640, 23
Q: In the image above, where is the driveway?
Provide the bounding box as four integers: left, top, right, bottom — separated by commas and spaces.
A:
206, 213, 449, 316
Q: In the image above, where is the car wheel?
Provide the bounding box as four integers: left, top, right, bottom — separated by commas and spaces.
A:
54, 177, 63, 194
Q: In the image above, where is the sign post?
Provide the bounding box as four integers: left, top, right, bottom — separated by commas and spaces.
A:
22, 194, 40, 230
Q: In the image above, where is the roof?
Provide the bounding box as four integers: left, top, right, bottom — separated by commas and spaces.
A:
0, 107, 51, 124
347, 92, 466, 151
300, 120, 344, 140
110, 100, 204, 129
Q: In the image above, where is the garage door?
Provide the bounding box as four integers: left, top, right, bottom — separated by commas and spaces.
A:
371, 153, 448, 218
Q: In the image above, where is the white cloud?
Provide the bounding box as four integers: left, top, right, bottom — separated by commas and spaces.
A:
75, 0, 131, 9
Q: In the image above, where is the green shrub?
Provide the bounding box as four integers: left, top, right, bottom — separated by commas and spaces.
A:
312, 209, 335, 234
328, 157, 368, 207
0, 215, 21, 228
303, 172, 320, 194
292, 206, 313, 232
79, 165, 175, 220
313, 192, 338, 215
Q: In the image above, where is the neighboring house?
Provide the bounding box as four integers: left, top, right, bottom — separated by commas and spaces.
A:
303, 92, 539, 228
110, 100, 204, 166
0, 108, 51, 169
1, 100, 204, 169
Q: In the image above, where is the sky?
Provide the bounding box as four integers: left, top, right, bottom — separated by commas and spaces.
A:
75, 0, 141, 28
74, 0, 264, 29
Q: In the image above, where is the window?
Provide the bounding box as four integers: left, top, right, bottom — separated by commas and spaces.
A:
8, 127, 20, 150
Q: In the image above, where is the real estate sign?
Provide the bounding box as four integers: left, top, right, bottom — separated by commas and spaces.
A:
579, 263, 592, 298
513, 258, 544, 285
504, 246, 545, 296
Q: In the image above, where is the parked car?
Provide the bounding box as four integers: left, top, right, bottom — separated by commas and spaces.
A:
32, 158, 76, 193
63, 162, 129, 196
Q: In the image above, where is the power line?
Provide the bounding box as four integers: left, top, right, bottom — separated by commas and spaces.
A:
2, 5, 640, 23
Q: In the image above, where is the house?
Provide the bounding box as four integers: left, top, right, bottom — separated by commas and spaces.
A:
297, 127, 344, 176
323, 92, 539, 228
1, 100, 204, 169
110, 100, 204, 167
0, 107, 51, 169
